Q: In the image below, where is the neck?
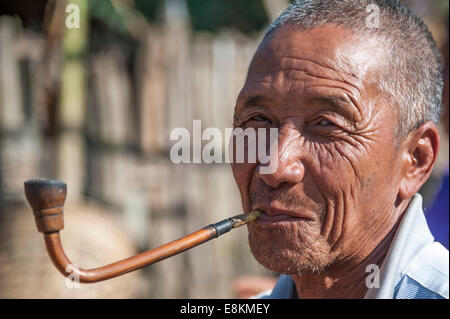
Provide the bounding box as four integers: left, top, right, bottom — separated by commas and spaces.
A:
292, 200, 410, 299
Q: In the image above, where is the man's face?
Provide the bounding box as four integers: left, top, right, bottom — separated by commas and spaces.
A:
232, 24, 403, 275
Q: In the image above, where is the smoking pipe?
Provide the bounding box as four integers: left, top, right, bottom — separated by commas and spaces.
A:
24, 178, 261, 283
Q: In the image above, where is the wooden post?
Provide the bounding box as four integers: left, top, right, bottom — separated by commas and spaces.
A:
57, 0, 88, 202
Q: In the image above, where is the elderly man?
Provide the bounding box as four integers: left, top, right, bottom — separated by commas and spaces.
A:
231, 0, 449, 299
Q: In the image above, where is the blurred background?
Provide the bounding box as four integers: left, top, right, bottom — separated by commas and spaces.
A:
0, 0, 448, 298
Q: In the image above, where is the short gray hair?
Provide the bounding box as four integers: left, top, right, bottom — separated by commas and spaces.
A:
265, 0, 443, 139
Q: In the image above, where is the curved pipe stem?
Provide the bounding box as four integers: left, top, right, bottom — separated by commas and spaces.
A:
44, 226, 218, 283
41, 210, 262, 283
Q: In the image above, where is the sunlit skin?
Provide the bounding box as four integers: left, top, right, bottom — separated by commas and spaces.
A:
231, 24, 440, 299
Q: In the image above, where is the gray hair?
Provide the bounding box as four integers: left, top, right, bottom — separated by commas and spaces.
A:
265, 0, 443, 139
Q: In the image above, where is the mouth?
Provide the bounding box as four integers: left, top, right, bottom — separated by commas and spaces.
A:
257, 212, 299, 223
251, 205, 314, 223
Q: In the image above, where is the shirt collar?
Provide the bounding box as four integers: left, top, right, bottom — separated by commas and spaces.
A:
364, 193, 434, 298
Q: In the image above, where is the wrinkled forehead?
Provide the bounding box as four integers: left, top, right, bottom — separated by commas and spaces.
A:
248, 23, 383, 85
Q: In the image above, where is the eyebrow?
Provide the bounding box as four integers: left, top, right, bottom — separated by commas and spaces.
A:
313, 96, 352, 110
237, 94, 271, 110
237, 92, 358, 119
310, 95, 359, 120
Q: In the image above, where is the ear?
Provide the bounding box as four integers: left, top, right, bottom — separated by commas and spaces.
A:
397, 121, 440, 200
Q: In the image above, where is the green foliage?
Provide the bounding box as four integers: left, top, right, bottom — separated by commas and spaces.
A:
185, 0, 269, 34
89, 0, 129, 34
89, 0, 269, 35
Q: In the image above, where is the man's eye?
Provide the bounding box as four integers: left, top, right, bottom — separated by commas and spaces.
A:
250, 115, 269, 122
317, 119, 335, 126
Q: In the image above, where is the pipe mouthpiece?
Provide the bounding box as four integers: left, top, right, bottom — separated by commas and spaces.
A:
24, 178, 67, 233
229, 210, 263, 228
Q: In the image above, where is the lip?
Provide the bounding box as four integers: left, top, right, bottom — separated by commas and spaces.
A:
251, 205, 313, 223
257, 212, 300, 223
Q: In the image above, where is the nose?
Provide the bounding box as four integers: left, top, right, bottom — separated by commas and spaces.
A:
257, 126, 305, 189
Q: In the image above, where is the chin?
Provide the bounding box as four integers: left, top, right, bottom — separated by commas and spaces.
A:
247, 221, 331, 275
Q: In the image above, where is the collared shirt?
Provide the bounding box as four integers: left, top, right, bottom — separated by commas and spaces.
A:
254, 194, 449, 299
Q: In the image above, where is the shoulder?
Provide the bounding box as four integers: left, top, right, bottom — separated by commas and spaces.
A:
394, 241, 449, 299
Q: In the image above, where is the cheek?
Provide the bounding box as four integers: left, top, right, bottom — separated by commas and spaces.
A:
308, 141, 368, 209
306, 141, 364, 196
310, 137, 398, 234
321, 138, 397, 198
